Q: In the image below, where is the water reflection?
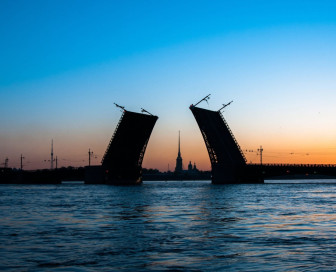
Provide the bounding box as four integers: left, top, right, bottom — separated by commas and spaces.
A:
1, 182, 336, 271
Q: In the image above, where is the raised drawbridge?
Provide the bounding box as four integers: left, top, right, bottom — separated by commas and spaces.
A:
190, 95, 263, 184
101, 104, 158, 185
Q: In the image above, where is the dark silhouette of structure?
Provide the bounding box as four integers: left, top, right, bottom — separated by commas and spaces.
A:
88, 148, 93, 166
142, 167, 211, 181
175, 131, 183, 173
98, 106, 158, 185
3, 98, 336, 184
190, 95, 263, 184
188, 161, 193, 171
51, 139, 54, 170
0, 167, 85, 184
20, 154, 25, 170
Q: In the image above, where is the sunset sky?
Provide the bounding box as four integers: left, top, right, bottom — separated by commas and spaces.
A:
1, 0, 336, 170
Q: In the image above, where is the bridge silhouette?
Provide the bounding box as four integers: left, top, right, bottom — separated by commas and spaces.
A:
1, 98, 336, 185
85, 107, 158, 185
89, 97, 336, 185
190, 95, 336, 184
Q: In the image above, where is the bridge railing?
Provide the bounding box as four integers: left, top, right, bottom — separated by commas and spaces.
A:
101, 111, 125, 164
247, 163, 336, 168
219, 111, 247, 163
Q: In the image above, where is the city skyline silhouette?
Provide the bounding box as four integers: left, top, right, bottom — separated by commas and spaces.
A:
1, 1, 336, 171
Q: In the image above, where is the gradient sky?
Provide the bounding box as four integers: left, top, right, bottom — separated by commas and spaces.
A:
1, 0, 336, 170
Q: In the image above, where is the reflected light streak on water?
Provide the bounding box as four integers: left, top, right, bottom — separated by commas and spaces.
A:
1, 180, 336, 271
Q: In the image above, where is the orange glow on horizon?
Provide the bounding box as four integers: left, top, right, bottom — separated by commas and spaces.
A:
2, 122, 336, 171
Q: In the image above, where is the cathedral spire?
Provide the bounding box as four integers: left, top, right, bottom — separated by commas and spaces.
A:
178, 130, 181, 156
175, 131, 183, 173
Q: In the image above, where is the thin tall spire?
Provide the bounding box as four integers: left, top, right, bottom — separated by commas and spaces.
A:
175, 131, 183, 173
178, 130, 181, 156
51, 139, 54, 170
20, 154, 25, 170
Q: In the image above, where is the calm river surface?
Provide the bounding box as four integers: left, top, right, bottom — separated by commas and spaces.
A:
1, 180, 336, 271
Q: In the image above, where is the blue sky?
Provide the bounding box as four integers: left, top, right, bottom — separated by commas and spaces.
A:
1, 1, 336, 170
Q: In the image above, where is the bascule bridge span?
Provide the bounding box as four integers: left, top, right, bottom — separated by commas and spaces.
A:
85, 104, 158, 185
190, 95, 336, 184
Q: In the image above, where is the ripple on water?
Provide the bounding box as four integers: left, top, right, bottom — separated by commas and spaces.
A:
1, 182, 336, 271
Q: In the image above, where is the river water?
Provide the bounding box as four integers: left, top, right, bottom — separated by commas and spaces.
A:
1, 180, 336, 271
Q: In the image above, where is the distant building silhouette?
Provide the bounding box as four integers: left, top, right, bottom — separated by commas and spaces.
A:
188, 161, 193, 171
188, 161, 199, 174
175, 131, 183, 173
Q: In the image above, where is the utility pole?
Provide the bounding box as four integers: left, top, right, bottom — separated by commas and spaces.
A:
55, 156, 58, 169
88, 148, 93, 166
4, 158, 8, 168
257, 145, 263, 165
51, 139, 54, 170
20, 154, 25, 170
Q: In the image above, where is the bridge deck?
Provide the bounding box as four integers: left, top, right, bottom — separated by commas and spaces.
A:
190, 105, 262, 183
101, 110, 158, 185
